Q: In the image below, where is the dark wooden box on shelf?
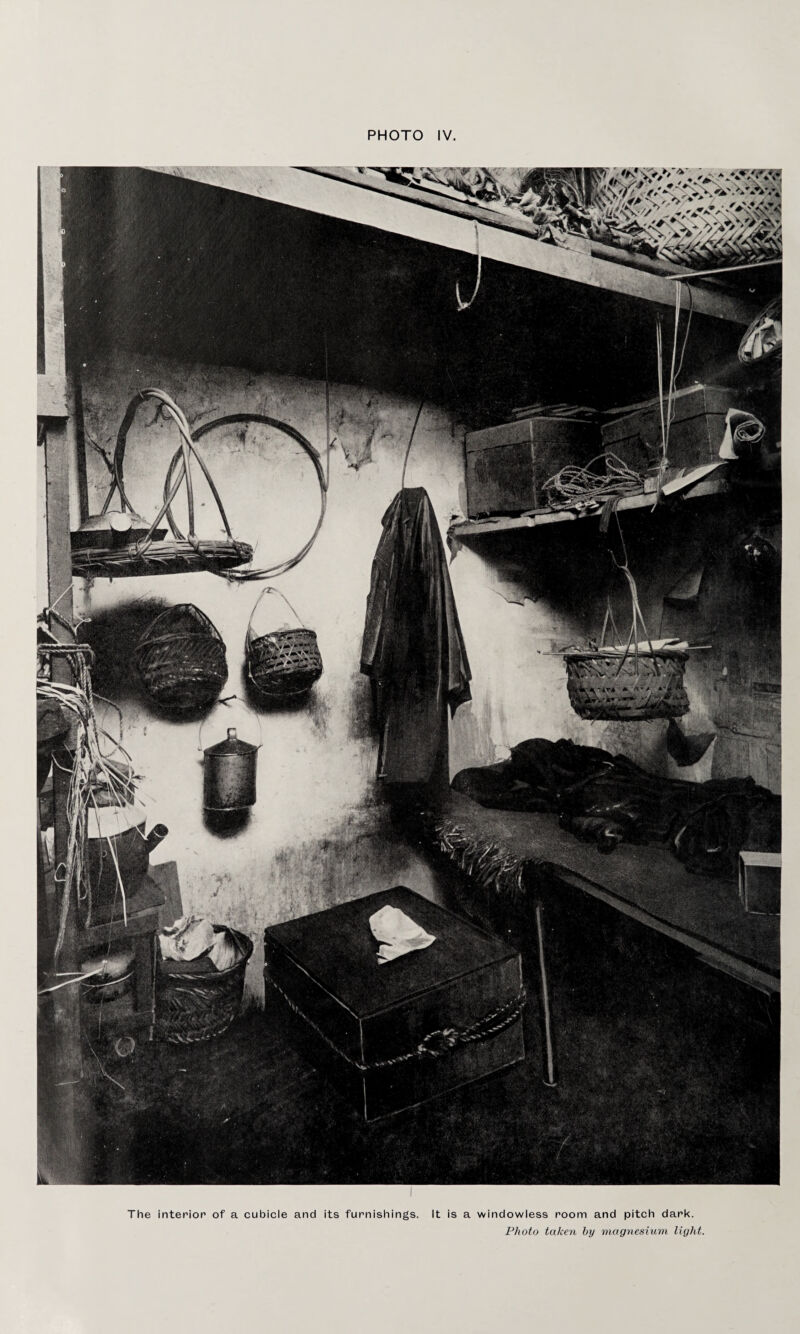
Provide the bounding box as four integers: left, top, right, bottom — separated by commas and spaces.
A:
264, 885, 525, 1120
601, 384, 741, 473
465, 416, 599, 517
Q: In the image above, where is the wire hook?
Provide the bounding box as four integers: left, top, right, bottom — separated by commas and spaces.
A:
456, 222, 483, 312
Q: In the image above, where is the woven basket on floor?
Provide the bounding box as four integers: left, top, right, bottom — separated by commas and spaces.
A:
135, 603, 228, 713
155, 928, 253, 1044
246, 587, 323, 700
589, 168, 781, 268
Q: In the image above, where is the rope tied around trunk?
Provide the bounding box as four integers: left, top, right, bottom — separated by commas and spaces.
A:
266, 974, 526, 1072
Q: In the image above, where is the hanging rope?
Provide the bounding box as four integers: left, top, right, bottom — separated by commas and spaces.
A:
400, 400, 425, 491
456, 222, 483, 312
653, 281, 694, 506
599, 510, 657, 668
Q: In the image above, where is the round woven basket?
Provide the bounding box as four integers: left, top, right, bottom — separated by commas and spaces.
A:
565, 646, 689, 722
155, 928, 253, 1044
565, 559, 690, 722
135, 604, 227, 713
246, 587, 323, 699
248, 628, 323, 698
590, 168, 781, 268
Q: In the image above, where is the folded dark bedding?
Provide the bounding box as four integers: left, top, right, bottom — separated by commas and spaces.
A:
452, 738, 780, 878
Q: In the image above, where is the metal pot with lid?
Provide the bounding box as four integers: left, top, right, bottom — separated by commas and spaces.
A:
202, 727, 259, 812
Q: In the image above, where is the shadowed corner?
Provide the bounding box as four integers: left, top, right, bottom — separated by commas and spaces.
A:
79, 596, 172, 702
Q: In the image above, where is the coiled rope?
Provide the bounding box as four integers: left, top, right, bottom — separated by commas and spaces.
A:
543, 452, 644, 510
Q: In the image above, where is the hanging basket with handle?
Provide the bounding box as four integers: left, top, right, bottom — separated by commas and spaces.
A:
246, 587, 323, 700
135, 603, 228, 714
71, 388, 253, 579
564, 565, 689, 722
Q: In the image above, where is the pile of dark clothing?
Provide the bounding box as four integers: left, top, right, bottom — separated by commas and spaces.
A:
452, 738, 780, 879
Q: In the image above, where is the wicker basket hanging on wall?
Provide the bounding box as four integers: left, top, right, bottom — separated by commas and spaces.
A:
135, 604, 228, 714
589, 168, 781, 269
564, 565, 690, 723
246, 587, 323, 701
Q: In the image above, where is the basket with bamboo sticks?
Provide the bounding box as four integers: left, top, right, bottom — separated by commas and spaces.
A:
564, 565, 689, 722
71, 389, 253, 580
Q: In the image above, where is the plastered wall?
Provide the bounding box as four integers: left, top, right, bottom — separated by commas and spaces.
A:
70, 350, 779, 1005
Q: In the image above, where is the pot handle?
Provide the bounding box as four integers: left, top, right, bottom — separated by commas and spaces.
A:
198, 695, 263, 752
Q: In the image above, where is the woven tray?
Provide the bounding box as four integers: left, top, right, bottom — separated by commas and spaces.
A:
590, 168, 781, 268
72, 538, 253, 579
72, 389, 253, 580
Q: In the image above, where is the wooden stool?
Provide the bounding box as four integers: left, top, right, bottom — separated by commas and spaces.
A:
79, 876, 165, 1055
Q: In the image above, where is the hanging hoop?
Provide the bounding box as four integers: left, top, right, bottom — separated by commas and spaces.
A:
164, 414, 328, 581
456, 222, 483, 312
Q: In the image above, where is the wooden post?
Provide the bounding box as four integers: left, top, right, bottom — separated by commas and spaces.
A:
38, 166, 88, 1181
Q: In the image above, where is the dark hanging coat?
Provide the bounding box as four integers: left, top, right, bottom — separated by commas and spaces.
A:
361, 487, 471, 784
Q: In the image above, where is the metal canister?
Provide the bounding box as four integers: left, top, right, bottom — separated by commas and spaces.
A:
203, 727, 258, 812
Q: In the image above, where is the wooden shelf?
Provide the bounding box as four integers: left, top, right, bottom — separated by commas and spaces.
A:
450, 469, 731, 539
150, 166, 758, 326
62, 167, 761, 420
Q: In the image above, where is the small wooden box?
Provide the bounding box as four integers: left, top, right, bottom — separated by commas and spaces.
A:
738, 851, 781, 915
601, 384, 740, 473
465, 417, 599, 517
264, 886, 525, 1120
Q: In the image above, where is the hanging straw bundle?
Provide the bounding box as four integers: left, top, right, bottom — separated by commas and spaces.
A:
37, 628, 140, 962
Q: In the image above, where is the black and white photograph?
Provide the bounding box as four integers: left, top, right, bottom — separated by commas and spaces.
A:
36, 164, 782, 1188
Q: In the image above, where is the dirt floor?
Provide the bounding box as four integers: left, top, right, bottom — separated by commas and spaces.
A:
39, 884, 779, 1186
